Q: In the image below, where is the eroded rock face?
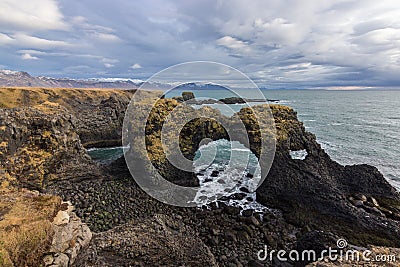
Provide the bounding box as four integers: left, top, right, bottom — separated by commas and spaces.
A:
0, 189, 91, 267
0, 87, 136, 149
45, 202, 92, 267
0, 99, 94, 267
73, 95, 131, 148
0, 102, 100, 190
124, 98, 231, 187
123, 98, 274, 188
1, 88, 400, 266
74, 214, 217, 267
129, 98, 400, 248
256, 105, 400, 247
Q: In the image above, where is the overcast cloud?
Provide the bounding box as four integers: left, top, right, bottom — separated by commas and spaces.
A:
0, 0, 400, 88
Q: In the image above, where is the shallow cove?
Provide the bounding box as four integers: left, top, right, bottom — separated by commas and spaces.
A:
87, 146, 124, 164
87, 139, 270, 213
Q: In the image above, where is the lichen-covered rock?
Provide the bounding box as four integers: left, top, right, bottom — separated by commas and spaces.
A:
0, 190, 91, 267
124, 98, 230, 187
256, 105, 400, 248
0, 102, 101, 190
182, 91, 195, 101
125, 97, 400, 248
1, 87, 400, 266
0, 87, 135, 148
124, 98, 275, 188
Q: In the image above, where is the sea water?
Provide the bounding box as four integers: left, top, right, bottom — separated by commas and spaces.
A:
89, 89, 400, 192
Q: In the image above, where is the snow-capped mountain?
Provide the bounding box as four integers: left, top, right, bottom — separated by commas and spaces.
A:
174, 82, 229, 90
0, 70, 143, 89
0, 70, 233, 90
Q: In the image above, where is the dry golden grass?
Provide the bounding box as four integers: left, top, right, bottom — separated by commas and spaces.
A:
0, 190, 60, 267
0, 87, 134, 109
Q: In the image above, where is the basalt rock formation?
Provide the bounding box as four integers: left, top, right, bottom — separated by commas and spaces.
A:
74, 214, 218, 267
256, 106, 400, 247
0, 98, 96, 266
72, 94, 131, 148
0, 87, 135, 148
0, 102, 100, 190
126, 97, 400, 248
1, 87, 400, 266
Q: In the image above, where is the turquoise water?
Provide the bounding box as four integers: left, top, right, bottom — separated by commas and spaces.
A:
88, 89, 400, 190
87, 147, 124, 164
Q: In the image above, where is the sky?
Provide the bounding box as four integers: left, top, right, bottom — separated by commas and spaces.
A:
0, 0, 400, 89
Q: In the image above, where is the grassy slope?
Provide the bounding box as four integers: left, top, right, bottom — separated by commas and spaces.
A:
0, 88, 114, 266
0, 87, 135, 109
0, 188, 61, 267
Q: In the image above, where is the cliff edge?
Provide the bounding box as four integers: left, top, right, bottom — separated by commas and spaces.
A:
1, 87, 399, 266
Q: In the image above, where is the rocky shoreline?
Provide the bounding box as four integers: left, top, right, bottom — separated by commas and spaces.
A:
1, 87, 400, 266
49, 158, 298, 266
172, 91, 279, 105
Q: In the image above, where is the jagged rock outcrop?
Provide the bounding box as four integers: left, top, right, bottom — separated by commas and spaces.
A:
181, 91, 195, 101
1, 87, 400, 266
43, 201, 92, 267
0, 189, 91, 267
0, 96, 94, 266
123, 97, 223, 188
74, 214, 217, 267
0, 102, 101, 190
256, 106, 400, 248
72, 95, 131, 147
126, 98, 400, 248
0, 87, 135, 148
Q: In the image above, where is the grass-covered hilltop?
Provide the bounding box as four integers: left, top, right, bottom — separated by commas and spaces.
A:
1, 87, 400, 266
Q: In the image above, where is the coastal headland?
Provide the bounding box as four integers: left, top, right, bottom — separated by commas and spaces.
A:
1, 87, 399, 266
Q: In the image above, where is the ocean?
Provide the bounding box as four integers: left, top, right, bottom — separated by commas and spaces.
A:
88, 89, 400, 192
266, 89, 400, 191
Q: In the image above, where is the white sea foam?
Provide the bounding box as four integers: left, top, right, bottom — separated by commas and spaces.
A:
191, 139, 269, 214
289, 149, 308, 160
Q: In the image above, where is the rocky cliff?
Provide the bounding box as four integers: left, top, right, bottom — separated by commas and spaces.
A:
0, 87, 136, 148
1, 87, 400, 266
0, 101, 100, 190
256, 105, 400, 247
0, 96, 97, 266
124, 97, 400, 248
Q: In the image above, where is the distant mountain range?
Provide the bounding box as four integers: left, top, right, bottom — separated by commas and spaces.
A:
174, 82, 228, 90
0, 70, 232, 90
0, 70, 144, 89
